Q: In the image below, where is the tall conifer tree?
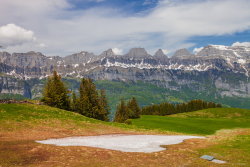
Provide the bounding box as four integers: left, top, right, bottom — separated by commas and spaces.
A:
41, 70, 70, 110
129, 97, 141, 118
77, 77, 108, 121
100, 88, 110, 121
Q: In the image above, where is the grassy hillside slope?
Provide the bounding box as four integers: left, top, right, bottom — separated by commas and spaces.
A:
132, 108, 250, 165
132, 108, 250, 135
1, 104, 250, 166
0, 103, 144, 137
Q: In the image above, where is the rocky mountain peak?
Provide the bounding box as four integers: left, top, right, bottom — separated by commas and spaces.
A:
99, 48, 115, 58
79, 51, 87, 55
197, 45, 235, 57
28, 51, 36, 54
154, 49, 167, 59
124, 47, 151, 59
173, 48, 193, 57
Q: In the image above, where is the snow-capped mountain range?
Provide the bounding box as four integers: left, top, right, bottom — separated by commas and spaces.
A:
0, 44, 249, 80
1, 44, 250, 100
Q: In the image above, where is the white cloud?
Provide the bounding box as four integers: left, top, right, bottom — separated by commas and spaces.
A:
112, 48, 123, 55
193, 47, 204, 53
232, 41, 250, 47
39, 43, 47, 48
0, 24, 36, 48
143, 0, 153, 5
162, 49, 168, 54
0, 0, 250, 56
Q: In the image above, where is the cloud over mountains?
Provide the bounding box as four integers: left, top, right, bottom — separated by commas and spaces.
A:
0, 24, 36, 48
0, 0, 250, 56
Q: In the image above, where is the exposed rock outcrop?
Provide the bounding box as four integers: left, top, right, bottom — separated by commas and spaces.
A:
0, 45, 250, 99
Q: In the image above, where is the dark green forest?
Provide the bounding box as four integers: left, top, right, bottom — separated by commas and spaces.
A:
141, 99, 221, 116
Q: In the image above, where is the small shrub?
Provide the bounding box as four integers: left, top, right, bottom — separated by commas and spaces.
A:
125, 119, 132, 125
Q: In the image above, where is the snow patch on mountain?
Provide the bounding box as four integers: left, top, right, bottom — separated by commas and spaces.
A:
234, 51, 241, 58
237, 59, 246, 64
211, 45, 230, 50
226, 58, 234, 67
72, 64, 79, 68
104, 59, 213, 72
66, 71, 75, 76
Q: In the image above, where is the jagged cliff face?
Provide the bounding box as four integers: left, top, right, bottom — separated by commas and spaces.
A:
0, 45, 250, 99
0, 77, 32, 98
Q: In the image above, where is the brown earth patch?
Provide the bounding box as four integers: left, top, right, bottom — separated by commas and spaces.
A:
168, 111, 215, 118
1, 118, 249, 167
234, 112, 242, 117
0, 125, 231, 167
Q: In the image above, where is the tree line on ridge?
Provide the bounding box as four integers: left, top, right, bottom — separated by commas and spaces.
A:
141, 100, 222, 116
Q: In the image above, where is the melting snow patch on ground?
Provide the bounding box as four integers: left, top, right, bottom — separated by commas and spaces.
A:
36, 135, 205, 153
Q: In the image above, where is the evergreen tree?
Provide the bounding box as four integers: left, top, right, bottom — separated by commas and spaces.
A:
164, 102, 170, 115
212, 102, 216, 108
203, 100, 208, 109
192, 100, 197, 111
216, 103, 222, 108
78, 77, 107, 121
100, 88, 110, 121
78, 78, 92, 116
181, 101, 186, 113
113, 103, 122, 122
71, 90, 77, 112
127, 99, 134, 118
141, 107, 146, 115
41, 76, 54, 106
114, 98, 129, 123
159, 103, 166, 116
186, 101, 192, 112
208, 101, 214, 108
41, 70, 70, 110
176, 103, 181, 113
169, 103, 176, 114
129, 97, 141, 118
197, 99, 203, 110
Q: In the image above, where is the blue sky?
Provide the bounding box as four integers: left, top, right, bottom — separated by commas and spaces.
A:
0, 0, 250, 56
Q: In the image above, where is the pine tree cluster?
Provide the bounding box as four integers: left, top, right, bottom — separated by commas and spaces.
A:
41, 71, 71, 110
141, 99, 222, 116
41, 71, 110, 121
113, 97, 141, 123
74, 77, 110, 121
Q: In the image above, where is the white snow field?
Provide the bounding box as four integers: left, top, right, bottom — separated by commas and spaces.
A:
36, 134, 205, 153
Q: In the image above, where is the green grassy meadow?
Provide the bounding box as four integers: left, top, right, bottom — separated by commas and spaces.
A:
0, 103, 139, 133
132, 108, 250, 165
1, 104, 250, 166
132, 108, 250, 135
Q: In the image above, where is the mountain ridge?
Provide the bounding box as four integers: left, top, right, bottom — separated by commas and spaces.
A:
0, 44, 249, 80
0, 44, 250, 100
